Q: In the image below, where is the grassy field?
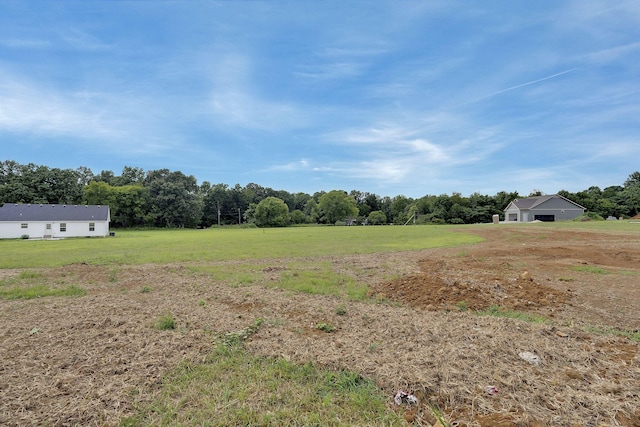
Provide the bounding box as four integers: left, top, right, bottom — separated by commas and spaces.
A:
0, 224, 485, 268
0, 225, 484, 426
3, 221, 639, 426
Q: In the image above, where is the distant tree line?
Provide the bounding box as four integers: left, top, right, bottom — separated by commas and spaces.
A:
1, 161, 639, 228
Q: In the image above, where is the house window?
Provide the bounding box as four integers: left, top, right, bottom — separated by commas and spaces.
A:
60, 223, 67, 232
21, 223, 28, 229
89, 222, 95, 231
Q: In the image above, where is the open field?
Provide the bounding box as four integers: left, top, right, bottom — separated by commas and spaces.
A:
1, 223, 639, 426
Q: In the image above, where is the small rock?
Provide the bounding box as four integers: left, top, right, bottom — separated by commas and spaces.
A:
520, 271, 532, 281
519, 351, 541, 366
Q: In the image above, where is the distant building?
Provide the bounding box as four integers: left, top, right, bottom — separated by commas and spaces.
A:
0, 204, 110, 239
503, 194, 585, 222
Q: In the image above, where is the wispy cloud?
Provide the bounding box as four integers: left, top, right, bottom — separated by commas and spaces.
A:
209, 54, 307, 131
0, 38, 51, 48
294, 41, 388, 82
59, 28, 112, 51
267, 159, 310, 172
316, 118, 505, 185
580, 41, 640, 66
0, 71, 183, 156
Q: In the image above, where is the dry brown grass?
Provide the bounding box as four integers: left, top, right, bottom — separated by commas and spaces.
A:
1, 226, 639, 426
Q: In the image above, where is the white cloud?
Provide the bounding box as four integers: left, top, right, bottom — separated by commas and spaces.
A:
0, 71, 183, 155
315, 118, 506, 186
268, 159, 310, 172
209, 54, 308, 131
0, 38, 51, 48
580, 41, 640, 66
59, 28, 112, 51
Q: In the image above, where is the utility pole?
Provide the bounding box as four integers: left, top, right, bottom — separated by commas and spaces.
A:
217, 201, 220, 226
238, 208, 241, 225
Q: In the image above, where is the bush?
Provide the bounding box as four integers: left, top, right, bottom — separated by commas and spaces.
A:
574, 212, 604, 221
367, 210, 387, 225
254, 197, 290, 227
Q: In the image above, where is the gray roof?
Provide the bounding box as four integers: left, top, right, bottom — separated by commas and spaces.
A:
506, 194, 585, 211
0, 204, 110, 222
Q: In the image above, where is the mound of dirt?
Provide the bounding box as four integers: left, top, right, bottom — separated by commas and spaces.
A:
374, 226, 640, 331
373, 257, 569, 313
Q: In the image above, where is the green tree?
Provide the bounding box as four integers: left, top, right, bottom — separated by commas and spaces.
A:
367, 210, 387, 225
113, 185, 150, 227
318, 190, 359, 224
115, 166, 145, 186
389, 195, 412, 224
145, 169, 203, 228
254, 197, 290, 227
290, 209, 306, 224
304, 198, 320, 223
292, 192, 312, 211
622, 171, 640, 216
621, 185, 640, 216
202, 183, 231, 226
624, 171, 640, 188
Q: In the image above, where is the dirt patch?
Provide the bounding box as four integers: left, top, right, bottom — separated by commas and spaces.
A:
374, 226, 640, 331
1, 225, 639, 426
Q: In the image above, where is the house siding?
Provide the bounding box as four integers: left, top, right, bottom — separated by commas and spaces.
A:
0, 220, 110, 239
0, 204, 110, 239
534, 199, 584, 221
502, 195, 584, 222
504, 204, 521, 221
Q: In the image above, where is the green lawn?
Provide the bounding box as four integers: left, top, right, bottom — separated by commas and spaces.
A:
0, 225, 484, 268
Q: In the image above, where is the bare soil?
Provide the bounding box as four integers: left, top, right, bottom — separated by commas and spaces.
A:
1, 225, 639, 426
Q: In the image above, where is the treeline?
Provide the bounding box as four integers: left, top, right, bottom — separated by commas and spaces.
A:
1, 161, 639, 227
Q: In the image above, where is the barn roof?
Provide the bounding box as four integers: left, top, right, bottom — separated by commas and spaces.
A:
0, 204, 110, 222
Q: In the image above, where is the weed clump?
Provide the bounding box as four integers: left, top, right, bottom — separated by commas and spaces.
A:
154, 314, 176, 330
222, 318, 264, 346
315, 322, 335, 333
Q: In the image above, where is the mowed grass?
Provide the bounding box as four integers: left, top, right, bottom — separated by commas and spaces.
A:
0, 225, 484, 268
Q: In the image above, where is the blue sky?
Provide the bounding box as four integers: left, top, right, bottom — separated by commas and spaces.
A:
1, 1, 638, 198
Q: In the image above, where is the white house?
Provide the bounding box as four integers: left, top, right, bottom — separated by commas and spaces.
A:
503, 194, 585, 222
0, 204, 110, 239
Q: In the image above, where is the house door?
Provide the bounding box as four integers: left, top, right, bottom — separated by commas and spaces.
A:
45, 223, 52, 238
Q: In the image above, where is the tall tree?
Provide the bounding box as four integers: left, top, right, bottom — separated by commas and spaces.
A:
84, 181, 116, 207
624, 171, 640, 188
253, 197, 290, 227
145, 169, 202, 227
318, 190, 359, 224
113, 185, 150, 227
